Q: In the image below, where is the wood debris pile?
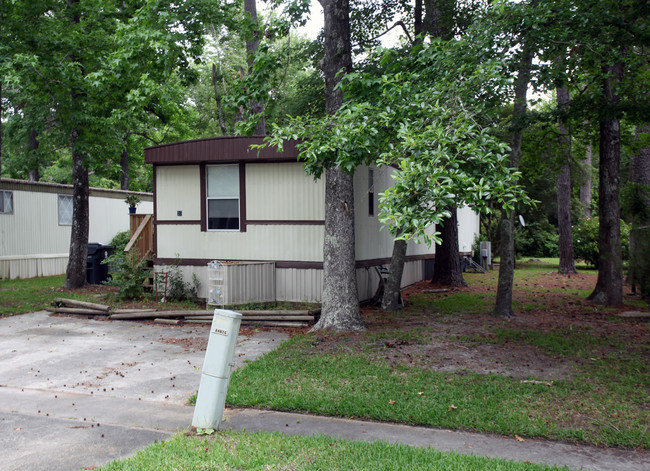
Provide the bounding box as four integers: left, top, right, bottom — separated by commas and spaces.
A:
49, 298, 318, 327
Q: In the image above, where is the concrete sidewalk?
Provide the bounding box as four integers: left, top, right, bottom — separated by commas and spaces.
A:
1, 311, 648, 470
221, 408, 650, 471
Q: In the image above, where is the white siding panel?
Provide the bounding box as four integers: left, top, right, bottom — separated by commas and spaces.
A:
457, 204, 480, 253
88, 196, 153, 244
401, 260, 424, 287
157, 224, 324, 262
354, 165, 437, 261
246, 163, 325, 221
0, 190, 70, 257
354, 165, 400, 260
0, 188, 151, 279
356, 266, 381, 301
156, 166, 201, 221
276, 268, 322, 303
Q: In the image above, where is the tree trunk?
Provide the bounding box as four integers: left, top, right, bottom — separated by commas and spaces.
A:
414, 0, 423, 40
631, 125, 650, 203
120, 137, 129, 190
580, 142, 593, 218
431, 207, 467, 286
314, 166, 365, 331
311, 0, 364, 332
628, 124, 650, 293
587, 61, 624, 305
423, 0, 451, 40
493, 42, 534, 318
212, 63, 228, 136
381, 239, 407, 311
556, 85, 577, 275
64, 0, 89, 289
64, 130, 90, 289
494, 215, 515, 316
244, 0, 265, 135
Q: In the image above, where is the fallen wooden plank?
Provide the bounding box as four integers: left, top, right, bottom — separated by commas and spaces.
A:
46, 307, 108, 316
154, 318, 180, 325
185, 314, 314, 322
236, 309, 311, 316
53, 298, 110, 312
241, 321, 309, 328
183, 320, 212, 324
618, 311, 650, 318
111, 308, 157, 314
109, 310, 210, 320
240, 315, 314, 321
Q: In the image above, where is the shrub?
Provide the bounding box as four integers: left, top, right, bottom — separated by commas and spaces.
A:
161, 259, 201, 303
109, 231, 131, 253
573, 217, 629, 268
514, 220, 559, 258
103, 249, 151, 300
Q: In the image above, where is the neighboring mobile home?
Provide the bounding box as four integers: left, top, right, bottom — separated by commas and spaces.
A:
145, 136, 479, 304
0, 178, 153, 279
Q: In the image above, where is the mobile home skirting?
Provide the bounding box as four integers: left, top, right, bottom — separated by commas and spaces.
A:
153, 258, 427, 304
0, 254, 69, 280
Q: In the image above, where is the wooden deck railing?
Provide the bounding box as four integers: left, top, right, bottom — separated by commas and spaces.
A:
125, 213, 153, 261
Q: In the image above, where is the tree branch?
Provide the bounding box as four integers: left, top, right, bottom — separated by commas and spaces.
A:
357, 21, 414, 47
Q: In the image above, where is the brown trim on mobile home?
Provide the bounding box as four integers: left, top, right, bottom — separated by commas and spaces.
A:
152, 168, 158, 257
155, 220, 201, 225
144, 136, 301, 165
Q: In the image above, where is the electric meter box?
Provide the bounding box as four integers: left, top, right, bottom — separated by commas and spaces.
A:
192, 309, 242, 430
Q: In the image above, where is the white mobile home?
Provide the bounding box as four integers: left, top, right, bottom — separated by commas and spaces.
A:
145, 136, 479, 304
0, 178, 153, 279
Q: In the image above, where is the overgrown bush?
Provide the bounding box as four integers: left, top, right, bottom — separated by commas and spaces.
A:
573, 217, 630, 268
103, 249, 151, 300
109, 231, 131, 253
514, 220, 559, 258
161, 260, 201, 303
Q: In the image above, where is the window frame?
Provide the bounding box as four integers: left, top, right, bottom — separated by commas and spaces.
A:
206, 164, 241, 231
57, 194, 73, 226
0, 190, 14, 214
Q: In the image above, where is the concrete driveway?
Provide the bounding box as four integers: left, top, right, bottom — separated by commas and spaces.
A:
0, 311, 287, 471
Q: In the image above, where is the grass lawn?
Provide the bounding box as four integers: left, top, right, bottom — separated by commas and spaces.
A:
0, 275, 102, 316
99, 430, 568, 470
225, 259, 649, 449
0, 274, 205, 317
3, 259, 648, 466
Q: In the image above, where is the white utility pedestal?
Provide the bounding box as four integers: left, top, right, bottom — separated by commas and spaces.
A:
192, 309, 242, 430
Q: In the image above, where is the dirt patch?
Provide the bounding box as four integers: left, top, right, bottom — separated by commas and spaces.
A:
311, 269, 648, 381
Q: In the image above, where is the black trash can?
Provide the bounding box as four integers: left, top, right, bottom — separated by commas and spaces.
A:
86, 243, 114, 284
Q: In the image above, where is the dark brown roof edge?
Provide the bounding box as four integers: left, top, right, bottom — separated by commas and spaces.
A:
144, 136, 302, 165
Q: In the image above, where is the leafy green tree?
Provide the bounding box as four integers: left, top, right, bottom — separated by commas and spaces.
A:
4, 0, 229, 288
